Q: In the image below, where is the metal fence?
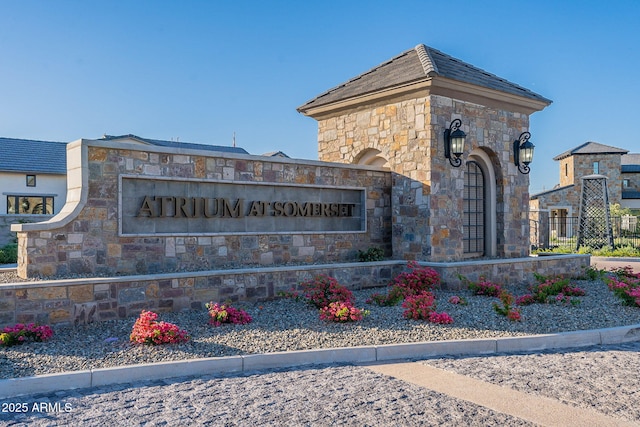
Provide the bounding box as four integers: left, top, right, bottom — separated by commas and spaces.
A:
531, 215, 640, 250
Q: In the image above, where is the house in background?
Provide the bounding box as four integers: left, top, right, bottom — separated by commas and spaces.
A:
0, 134, 248, 246
0, 137, 68, 246
529, 141, 640, 245
622, 152, 640, 210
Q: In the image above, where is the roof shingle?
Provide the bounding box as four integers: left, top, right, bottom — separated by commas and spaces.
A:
297, 44, 551, 112
0, 137, 67, 174
553, 142, 629, 161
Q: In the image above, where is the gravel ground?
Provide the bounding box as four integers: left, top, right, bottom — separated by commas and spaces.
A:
2, 343, 638, 426
2, 275, 639, 380
0, 364, 539, 426
423, 341, 640, 424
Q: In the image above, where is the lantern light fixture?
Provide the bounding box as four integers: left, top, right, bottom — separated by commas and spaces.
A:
444, 118, 466, 167
513, 131, 535, 174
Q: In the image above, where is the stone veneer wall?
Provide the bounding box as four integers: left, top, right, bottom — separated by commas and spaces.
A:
557, 154, 623, 211
0, 216, 53, 247
0, 255, 590, 327
316, 94, 532, 261
13, 140, 392, 278
573, 154, 623, 205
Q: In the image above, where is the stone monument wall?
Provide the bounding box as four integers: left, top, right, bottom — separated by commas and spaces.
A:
13, 139, 392, 278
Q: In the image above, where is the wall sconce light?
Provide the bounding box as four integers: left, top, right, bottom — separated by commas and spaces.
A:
444, 118, 466, 167
513, 131, 535, 174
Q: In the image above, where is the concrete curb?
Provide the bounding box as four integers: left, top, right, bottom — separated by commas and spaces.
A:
0, 264, 16, 272
2, 323, 639, 399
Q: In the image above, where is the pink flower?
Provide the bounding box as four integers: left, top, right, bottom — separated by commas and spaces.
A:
507, 309, 521, 321
206, 302, 253, 326
130, 310, 189, 345
319, 301, 368, 322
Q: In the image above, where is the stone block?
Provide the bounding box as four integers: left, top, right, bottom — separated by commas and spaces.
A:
48, 309, 71, 323
195, 289, 219, 303
69, 285, 94, 303
26, 287, 67, 300
118, 287, 146, 304
73, 303, 98, 325
0, 299, 15, 311
145, 283, 159, 298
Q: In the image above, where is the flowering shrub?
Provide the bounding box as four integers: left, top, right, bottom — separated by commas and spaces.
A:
206, 302, 253, 326
402, 292, 436, 320
392, 262, 441, 295
130, 310, 189, 345
366, 264, 451, 324
460, 275, 503, 297
319, 301, 370, 322
448, 295, 468, 305
366, 285, 406, 306
628, 288, 640, 307
606, 267, 640, 307
493, 290, 521, 321
428, 311, 454, 324
515, 294, 536, 306
0, 323, 53, 347
298, 275, 354, 308
529, 274, 585, 304
507, 310, 522, 321
609, 266, 640, 280
368, 262, 441, 307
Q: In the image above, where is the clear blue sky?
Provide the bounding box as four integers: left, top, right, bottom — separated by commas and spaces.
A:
2, 0, 639, 194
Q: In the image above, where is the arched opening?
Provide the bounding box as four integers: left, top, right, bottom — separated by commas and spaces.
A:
354, 148, 389, 168
464, 149, 497, 258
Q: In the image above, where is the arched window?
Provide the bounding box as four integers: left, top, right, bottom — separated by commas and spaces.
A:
354, 148, 389, 167
464, 160, 485, 256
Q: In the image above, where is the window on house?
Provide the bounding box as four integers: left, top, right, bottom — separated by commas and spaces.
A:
565, 163, 568, 177
6, 195, 54, 214
26, 175, 36, 187
623, 179, 630, 188
593, 161, 599, 174
463, 161, 485, 256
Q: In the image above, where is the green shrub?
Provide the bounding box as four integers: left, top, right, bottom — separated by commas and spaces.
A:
357, 247, 385, 262
0, 244, 17, 264
534, 245, 640, 257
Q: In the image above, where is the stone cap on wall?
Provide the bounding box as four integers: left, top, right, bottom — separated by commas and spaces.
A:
10, 138, 390, 234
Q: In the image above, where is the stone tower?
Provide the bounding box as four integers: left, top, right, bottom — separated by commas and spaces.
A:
298, 44, 552, 261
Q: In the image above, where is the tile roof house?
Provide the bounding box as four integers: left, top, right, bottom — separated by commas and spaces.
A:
0, 134, 247, 246
0, 137, 67, 174
0, 137, 69, 246
298, 43, 551, 261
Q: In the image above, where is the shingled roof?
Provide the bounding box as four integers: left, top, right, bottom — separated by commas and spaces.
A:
0, 137, 67, 174
101, 134, 248, 154
553, 142, 629, 161
297, 44, 552, 114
